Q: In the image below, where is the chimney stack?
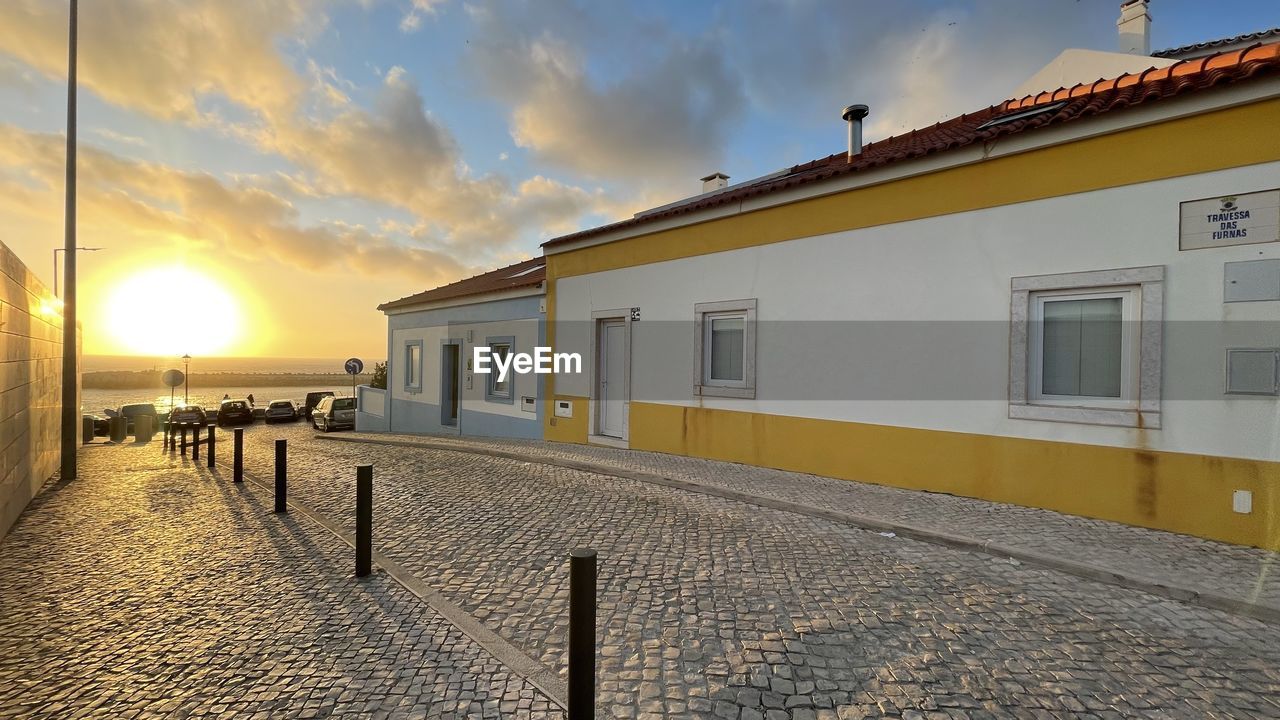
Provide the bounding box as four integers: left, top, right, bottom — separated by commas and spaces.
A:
1117, 0, 1151, 55
701, 172, 729, 193
842, 104, 869, 160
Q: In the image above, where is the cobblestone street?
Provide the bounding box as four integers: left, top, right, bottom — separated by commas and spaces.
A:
0, 442, 563, 719
223, 423, 1280, 719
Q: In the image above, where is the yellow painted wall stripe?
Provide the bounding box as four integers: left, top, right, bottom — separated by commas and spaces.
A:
630, 402, 1280, 550
548, 97, 1280, 279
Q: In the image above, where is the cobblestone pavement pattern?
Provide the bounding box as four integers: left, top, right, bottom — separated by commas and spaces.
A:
358, 432, 1280, 613
0, 442, 564, 719
231, 423, 1280, 719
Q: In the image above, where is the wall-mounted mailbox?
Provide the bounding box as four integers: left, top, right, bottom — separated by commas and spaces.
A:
554, 400, 573, 418
521, 396, 536, 413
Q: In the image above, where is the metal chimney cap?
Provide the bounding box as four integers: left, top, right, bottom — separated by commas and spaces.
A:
842, 104, 869, 121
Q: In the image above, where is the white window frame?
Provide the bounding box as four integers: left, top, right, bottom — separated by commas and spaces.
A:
1028, 287, 1139, 409
694, 299, 757, 399
1010, 266, 1163, 428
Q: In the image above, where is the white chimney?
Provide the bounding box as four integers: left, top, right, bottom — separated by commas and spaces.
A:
701, 172, 729, 193
1117, 0, 1151, 55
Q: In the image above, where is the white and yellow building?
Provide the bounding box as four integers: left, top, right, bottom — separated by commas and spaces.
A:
539, 40, 1280, 550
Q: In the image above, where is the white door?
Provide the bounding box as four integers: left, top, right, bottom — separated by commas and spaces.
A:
599, 320, 626, 438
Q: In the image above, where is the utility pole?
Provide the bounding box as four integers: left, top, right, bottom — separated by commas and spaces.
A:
59, 0, 79, 482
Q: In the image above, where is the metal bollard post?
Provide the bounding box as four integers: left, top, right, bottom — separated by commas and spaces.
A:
206, 425, 216, 468
192, 423, 200, 462
568, 549, 597, 719
356, 465, 373, 577
274, 439, 287, 513
180, 425, 188, 456
233, 429, 243, 483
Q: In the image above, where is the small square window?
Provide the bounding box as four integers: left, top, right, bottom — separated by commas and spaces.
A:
1010, 266, 1163, 428
694, 300, 756, 399
1030, 288, 1137, 406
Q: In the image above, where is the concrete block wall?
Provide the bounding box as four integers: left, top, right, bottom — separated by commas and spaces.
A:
1, 240, 77, 538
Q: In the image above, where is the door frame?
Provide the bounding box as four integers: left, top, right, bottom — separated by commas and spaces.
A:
439, 337, 463, 432
589, 309, 632, 442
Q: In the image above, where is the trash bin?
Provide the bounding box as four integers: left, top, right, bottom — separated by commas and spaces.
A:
135, 414, 153, 442
109, 417, 127, 443
82, 416, 94, 444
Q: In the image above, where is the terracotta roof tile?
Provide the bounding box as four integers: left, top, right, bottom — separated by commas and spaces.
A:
378, 257, 545, 311
1153, 27, 1280, 58
543, 40, 1280, 249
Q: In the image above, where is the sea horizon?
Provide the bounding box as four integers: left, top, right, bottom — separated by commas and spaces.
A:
84, 354, 387, 375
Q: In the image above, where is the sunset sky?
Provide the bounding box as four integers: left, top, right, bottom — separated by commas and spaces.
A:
0, 0, 1274, 361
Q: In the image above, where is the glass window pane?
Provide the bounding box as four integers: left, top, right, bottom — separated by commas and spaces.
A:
491, 344, 510, 394
1041, 297, 1122, 398
406, 345, 421, 386
709, 316, 745, 382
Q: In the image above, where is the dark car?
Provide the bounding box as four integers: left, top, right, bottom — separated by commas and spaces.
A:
312, 396, 355, 432
114, 403, 159, 434
168, 404, 207, 425
216, 399, 255, 427
264, 400, 299, 424
302, 391, 335, 420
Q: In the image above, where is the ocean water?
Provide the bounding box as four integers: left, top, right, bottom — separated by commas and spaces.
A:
83, 355, 384, 374
82, 385, 356, 415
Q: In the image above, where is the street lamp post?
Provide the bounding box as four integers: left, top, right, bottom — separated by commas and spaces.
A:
59, 0, 78, 482
182, 354, 191, 404
53, 246, 103, 297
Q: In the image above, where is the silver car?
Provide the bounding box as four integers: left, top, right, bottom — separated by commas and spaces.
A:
264, 400, 299, 424
312, 396, 355, 432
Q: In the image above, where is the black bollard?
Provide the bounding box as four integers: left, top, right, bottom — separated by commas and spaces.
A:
356, 465, 373, 577
192, 423, 200, 462
180, 425, 188, 456
206, 425, 216, 469
568, 549, 597, 719
233, 428, 243, 483
274, 439, 287, 513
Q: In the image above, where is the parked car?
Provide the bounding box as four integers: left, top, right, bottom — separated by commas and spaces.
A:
168, 404, 207, 425
264, 400, 299, 424
112, 403, 159, 434
312, 396, 355, 432
216, 399, 255, 427
302, 391, 335, 420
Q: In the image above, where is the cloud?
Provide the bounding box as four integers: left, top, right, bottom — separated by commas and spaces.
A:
722, 0, 1112, 140
466, 0, 748, 190
0, 0, 629, 265
0, 0, 316, 124
0, 123, 470, 284
400, 0, 446, 33
90, 128, 148, 148
261, 64, 623, 254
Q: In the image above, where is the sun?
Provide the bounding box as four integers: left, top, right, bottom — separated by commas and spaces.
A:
103, 266, 243, 356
